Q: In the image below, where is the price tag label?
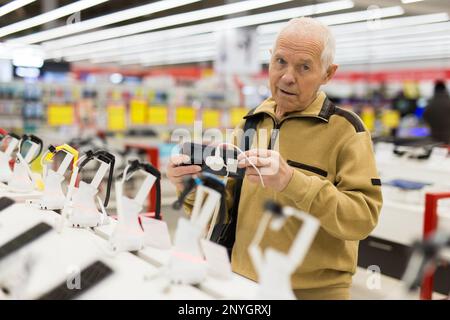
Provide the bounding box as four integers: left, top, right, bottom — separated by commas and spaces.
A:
141, 216, 171, 250
382, 110, 400, 129
47, 104, 74, 126
230, 107, 248, 127
148, 105, 168, 125
361, 107, 375, 131
202, 109, 221, 128
175, 106, 195, 125
130, 99, 147, 125
200, 239, 232, 279
107, 104, 126, 131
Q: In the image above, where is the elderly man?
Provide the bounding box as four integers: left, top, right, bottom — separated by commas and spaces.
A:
167, 17, 382, 300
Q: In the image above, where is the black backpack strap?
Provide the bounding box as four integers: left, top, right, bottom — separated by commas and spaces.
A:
229, 107, 261, 223
210, 107, 262, 256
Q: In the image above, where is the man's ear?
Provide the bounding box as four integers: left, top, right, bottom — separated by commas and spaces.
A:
322, 64, 338, 84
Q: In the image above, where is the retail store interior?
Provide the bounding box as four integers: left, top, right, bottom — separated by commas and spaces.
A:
1, 0, 450, 301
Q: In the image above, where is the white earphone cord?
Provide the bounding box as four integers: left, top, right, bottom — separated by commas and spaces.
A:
218, 143, 265, 188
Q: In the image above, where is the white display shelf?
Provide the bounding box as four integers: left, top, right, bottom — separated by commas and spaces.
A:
93, 219, 258, 299
0, 204, 211, 300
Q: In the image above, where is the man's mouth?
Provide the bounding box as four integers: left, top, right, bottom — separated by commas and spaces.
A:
279, 88, 296, 96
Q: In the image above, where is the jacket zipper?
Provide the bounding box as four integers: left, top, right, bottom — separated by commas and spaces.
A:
266, 114, 311, 150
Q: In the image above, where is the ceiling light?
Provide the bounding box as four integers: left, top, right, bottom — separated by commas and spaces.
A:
42, 0, 353, 50
8, 0, 201, 44
44, 0, 354, 59
75, 33, 217, 63
40, 0, 296, 48
12, 46, 44, 68
401, 0, 425, 4
0, 0, 36, 18
0, 0, 108, 39
336, 20, 450, 43
333, 12, 448, 35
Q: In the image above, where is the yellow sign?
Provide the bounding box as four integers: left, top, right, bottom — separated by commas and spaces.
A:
201, 68, 214, 78
403, 81, 420, 99
230, 107, 249, 127
47, 104, 74, 126
148, 105, 168, 125
176, 106, 196, 125
361, 107, 375, 132
202, 109, 221, 128
130, 99, 148, 125
107, 105, 126, 131
382, 110, 400, 129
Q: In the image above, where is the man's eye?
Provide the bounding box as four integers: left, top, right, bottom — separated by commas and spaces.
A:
276, 58, 286, 64
302, 65, 310, 71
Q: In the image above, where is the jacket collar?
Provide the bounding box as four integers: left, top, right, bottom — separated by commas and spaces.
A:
246, 91, 335, 123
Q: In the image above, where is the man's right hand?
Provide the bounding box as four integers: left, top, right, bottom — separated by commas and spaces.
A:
167, 154, 202, 192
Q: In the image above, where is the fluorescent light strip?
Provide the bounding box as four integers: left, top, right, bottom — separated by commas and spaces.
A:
336, 21, 450, 43
337, 52, 450, 65
336, 44, 450, 59
8, 0, 201, 44
141, 55, 216, 67
337, 34, 450, 51
0, 0, 108, 39
59, 3, 403, 63
135, 52, 215, 66
337, 43, 450, 59
401, 0, 424, 3
319, 5, 403, 25
143, 56, 213, 67
41, 0, 298, 49
45, 0, 355, 60
122, 50, 217, 66
0, 0, 36, 18
81, 21, 445, 66
100, 20, 447, 67
257, 19, 450, 48
42, 0, 353, 51
331, 12, 448, 35
68, 33, 217, 62
257, 12, 447, 36
89, 45, 216, 64
253, 22, 450, 49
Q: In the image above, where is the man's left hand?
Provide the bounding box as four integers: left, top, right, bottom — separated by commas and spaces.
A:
237, 149, 294, 192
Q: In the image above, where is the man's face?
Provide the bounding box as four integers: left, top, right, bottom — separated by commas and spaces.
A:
269, 33, 333, 113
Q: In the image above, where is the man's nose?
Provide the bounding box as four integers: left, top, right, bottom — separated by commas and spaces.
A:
280, 68, 295, 85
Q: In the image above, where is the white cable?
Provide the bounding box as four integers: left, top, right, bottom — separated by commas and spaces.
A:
216, 142, 265, 188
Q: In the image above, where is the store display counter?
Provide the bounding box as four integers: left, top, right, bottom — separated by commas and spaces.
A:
0, 204, 212, 300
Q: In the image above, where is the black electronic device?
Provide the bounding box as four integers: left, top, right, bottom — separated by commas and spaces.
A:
0, 223, 53, 262
0, 197, 15, 212
179, 142, 244, 178
38, 261, 113, 300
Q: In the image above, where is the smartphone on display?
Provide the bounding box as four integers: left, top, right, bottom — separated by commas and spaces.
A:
179, 142, 244, 178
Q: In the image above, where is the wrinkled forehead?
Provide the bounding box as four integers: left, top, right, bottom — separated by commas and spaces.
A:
273, 28, 324, 62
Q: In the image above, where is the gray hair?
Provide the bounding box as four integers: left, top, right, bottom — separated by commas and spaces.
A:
274, 17, 336, 73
